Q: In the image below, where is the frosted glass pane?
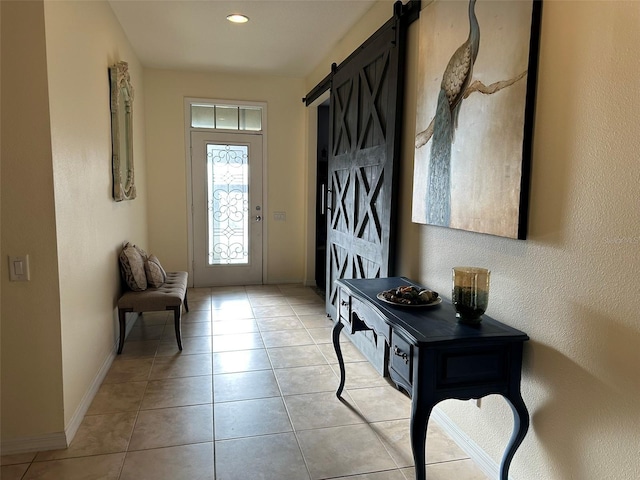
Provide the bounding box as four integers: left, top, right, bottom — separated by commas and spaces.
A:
215, 106, 239, 130
206, 144, 249, 265
240, 107, 262, 131
192, 105, 215, 128
191, 103, 262, 131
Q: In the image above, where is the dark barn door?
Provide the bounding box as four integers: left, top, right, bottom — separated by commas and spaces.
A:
326, 13, 407, 324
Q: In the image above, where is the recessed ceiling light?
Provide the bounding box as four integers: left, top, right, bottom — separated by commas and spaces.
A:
227, 14, 249, 24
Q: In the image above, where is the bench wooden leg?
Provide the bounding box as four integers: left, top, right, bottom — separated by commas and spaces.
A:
184, 291, 189, 312
167, 305, 183, 351
117, 308, 133, 354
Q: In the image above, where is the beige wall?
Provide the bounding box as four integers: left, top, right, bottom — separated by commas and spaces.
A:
144, 70, 306, 283
1, 0, 65, 441
305, 1, 395, 92
307, 1, 640, 479
398, 1, 638, 479
1, 0, 148, 448
43, 0, 148, 429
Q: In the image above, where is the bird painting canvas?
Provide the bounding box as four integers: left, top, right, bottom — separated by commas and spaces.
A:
412, 0, 540, 239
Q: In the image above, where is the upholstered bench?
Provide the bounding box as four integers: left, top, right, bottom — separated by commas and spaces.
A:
117, 271, 189, 354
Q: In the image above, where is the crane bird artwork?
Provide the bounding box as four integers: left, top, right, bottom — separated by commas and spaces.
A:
427, 0, 480, 226
411, 0, 541, 239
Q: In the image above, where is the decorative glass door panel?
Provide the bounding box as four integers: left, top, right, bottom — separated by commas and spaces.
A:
192, 132, 263, 286
207, 144, 249, 265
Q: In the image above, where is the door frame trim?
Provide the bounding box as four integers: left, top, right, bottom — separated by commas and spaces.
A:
184, 97, 268, 287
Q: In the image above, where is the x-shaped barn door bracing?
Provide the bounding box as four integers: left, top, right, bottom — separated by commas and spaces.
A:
358, 52, 389, 150
354, 166, 384, 242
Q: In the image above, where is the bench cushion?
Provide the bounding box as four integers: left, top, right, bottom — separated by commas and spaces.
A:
118, 271, 188, 312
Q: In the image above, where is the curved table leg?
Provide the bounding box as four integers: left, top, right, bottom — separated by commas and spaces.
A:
332, 320, 346, 398
410, 392, 435, 480
500, 393, 530, 480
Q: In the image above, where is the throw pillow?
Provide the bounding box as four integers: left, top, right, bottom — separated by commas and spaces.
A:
119, 242, 148, 291
145, 254, 167, 288
133, 244, 148, 260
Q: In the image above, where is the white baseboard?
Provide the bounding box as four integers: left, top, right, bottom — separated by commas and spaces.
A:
431, 407, 507, 480
0, 432, 67, 456
64, 348, 116, 444
1, 340, 119, 455
65, 314, 137, 443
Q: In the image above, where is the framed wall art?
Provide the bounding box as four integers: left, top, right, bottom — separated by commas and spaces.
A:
110, 61, 136, 201
412, 0, 541, 239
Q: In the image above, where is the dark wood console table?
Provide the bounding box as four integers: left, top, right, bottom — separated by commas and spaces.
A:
332, 277, 529, 480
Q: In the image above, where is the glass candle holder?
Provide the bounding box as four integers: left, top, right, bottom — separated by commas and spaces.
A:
452, 267, 490, 324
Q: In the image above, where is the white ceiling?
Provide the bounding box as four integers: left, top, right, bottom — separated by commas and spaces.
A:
108, 0, 383, 77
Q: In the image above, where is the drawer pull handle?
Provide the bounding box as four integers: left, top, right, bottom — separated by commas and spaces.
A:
341, 300, 349, 307
393, 346, 409, 364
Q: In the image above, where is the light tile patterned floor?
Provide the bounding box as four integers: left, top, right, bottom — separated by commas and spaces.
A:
1, 285, 489, 480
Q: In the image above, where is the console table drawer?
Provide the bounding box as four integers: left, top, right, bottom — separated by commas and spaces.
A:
437, 346, 509, 388
338, 289, 349, 317
389, 332, 413, 387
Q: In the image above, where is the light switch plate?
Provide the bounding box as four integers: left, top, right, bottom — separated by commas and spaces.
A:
9, 255, 30, 281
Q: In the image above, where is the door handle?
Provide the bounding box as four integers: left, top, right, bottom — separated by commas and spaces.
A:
255, 215, 262, 222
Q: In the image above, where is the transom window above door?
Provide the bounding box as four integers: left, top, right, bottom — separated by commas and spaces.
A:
191, 103, 262, 131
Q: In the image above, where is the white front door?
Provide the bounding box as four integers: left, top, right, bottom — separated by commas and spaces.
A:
191, 131, 263, 286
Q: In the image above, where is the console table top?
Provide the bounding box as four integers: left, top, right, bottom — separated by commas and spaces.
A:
337, 276, 529, 346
